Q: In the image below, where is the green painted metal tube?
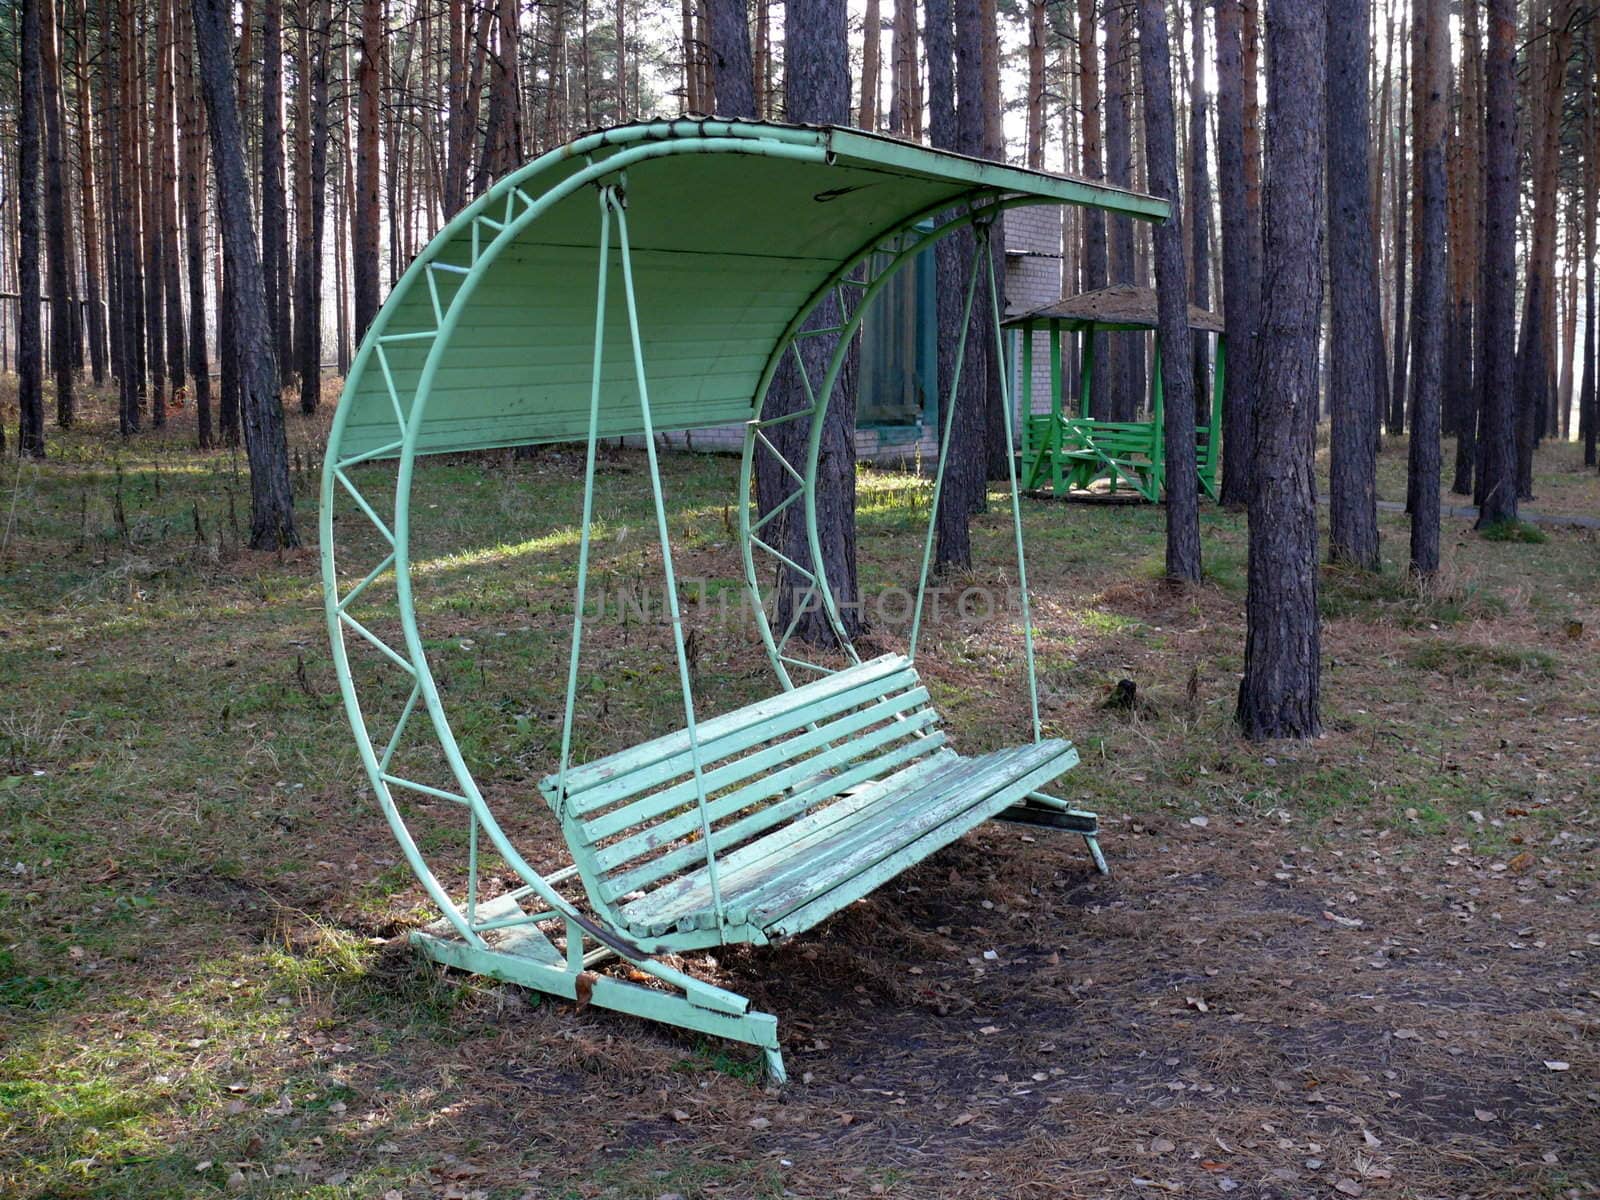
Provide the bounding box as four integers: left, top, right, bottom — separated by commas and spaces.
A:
605, 187, 727, 926
555, 190, 614, 807
908, 237, 985, 660
984, 239, 1042, 743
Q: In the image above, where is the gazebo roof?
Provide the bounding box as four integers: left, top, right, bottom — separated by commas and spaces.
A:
1003, 282, 1224, 334
336, 120, 1169, 461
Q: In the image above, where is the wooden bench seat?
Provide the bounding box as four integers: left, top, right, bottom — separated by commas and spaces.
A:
539, 653, 1079, 945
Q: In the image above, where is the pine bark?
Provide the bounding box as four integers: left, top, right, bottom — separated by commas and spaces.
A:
18, 0, 47, 457
1138, 0, 1199, 584
1387, 31, 1408, 435
707, 0, 755, 118
1237, 0, 1324, 741
1186, 0, 1211, 420
754, 0, 858, 644
179, 2, 213, 447
1452, 0, 1483, 495
481, 0, 523, 184
1512, 0, 1571, 499
1582, 13, 1597, 470
39, 0, 76, 427
1026, 0, 1045, 167
157, 0, 186, 400
1104, 1, 1139, 423
1325, 0, 1381, 569
296, 0, 331, 415
261, 0, 291, 376
1214, 0, 1256, 506
139, 9, 167, 429
74, 4, 108, 386
1475, 0, 1518, 526
859, 0, 880, 128
1077, 0, 1107, 414
354, 0, 382, 343
1408, 0, 1447, 575
192, 0, 299, 548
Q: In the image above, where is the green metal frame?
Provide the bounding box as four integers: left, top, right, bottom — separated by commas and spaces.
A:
320, 121, 1161, 1082
1009, 319, 1225, 502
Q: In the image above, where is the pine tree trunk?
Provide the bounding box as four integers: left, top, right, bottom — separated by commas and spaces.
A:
754, 0, 859, 645
74, 4, 108, 387
18, 0, 47, 457
1077, 0, 1107, 414
354, 0, 382, 343
114, 0, 145, 434
1582, 11, 1597, 470
1325, 0, 1381, 569
192, 0, 299, 548
1512, 0, 1571, 500
481, 0, 523, 184
1025, 0, 1044, 167
859, 0, 880, 128
1452, 0, 1483, 496
1215, 0, 1256, 507
261, 0, 292, 378
297, 0, 330, 415
1238, 0, 1324, 741
1186, 0, 1211, 421
39, 0, 75, 427
1104, 1, 1139, 423
157, 0, 187, 400
1138, 0, 1199, 584
979, 0, 1008, 483
1388, 31, 1409, 435
1408, 0, 1447, 575
139, 11, 167, 430
180, 1, 213, 448
1475, 0, 1518, 525
924, 0, 972, 566
707, 0, 755, 118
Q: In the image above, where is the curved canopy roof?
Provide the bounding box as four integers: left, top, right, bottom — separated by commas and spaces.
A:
1002, 283, 1225, 334
338, 120, 1168, 460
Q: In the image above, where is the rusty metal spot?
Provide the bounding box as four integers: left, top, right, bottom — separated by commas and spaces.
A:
574, 971, 598, 1012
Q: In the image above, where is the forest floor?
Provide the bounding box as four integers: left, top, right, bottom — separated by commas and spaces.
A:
2, 387, 1599, 1200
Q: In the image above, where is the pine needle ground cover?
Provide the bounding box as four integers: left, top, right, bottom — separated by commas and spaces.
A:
2, 393, 1598, 1199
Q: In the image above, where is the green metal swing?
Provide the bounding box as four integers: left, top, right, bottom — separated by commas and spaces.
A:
320, 120, 1167, 1082
1003, 283, 1225, 502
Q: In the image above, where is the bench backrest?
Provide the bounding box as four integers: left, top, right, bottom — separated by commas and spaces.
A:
539, 654, 946, 912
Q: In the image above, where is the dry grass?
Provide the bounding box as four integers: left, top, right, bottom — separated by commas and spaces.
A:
1, 387, 1598, 1199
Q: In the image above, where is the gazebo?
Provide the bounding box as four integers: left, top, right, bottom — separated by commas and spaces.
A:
1002, 282, 1225, 501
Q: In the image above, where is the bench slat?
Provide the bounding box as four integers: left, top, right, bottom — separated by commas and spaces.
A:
621, 742, 1067, 932
547, 654, 918, 813
603, 739, 955, 908
587, 690, 939, 861
748, 742, 1074, 927
764, 744, 1080, 939
579, 688, 937, 845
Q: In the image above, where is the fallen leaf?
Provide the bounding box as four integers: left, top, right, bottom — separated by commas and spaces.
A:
951, 1112, 978, 1127
1334, 1180, 1364, 1197
1474, 1108, 1497, 1123
1508, 852, 1535, 872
